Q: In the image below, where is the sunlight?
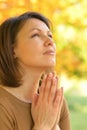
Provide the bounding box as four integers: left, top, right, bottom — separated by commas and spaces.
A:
79, 80, 87, 97
30, 0, 37, 3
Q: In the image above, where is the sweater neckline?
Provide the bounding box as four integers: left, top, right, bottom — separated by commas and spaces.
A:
0, 86, 32, 107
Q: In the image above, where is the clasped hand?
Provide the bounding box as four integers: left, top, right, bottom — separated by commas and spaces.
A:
31, 73, 63, 130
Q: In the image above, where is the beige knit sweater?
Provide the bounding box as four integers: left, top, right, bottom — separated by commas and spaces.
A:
0, 87, 71, 130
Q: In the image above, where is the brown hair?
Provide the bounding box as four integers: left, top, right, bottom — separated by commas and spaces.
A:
0, 12, 51, 87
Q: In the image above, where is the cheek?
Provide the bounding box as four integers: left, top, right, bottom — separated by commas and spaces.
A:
14, 39, 43, 65
16, 46, 40, 64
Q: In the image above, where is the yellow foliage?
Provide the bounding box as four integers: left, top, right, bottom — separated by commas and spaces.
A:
0, 0, 87, 78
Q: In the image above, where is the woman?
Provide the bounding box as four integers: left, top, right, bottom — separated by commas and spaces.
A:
0, 12, 71, 130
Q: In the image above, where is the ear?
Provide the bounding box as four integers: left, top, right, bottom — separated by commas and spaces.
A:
12, 45, 17, 59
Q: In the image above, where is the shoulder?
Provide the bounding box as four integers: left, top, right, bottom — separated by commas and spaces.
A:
0, 86, 11, 104
0, 89, 15, 130
0, 86, 15, 120
60, 97, 70, 121
59, 98, 71, 130
0, 87, 14, 113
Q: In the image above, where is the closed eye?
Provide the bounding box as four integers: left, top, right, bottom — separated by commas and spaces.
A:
31, 33, 40, 38
48, 34, 53, 38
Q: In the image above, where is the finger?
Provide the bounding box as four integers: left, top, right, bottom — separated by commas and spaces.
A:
53, 87, 63, 108
43, 73, 53, 101
32, 93, 39, 107
54, 87, 63, 124
38, 74, 47, 102
48, 75, 57, 103
59, 87, 63, 108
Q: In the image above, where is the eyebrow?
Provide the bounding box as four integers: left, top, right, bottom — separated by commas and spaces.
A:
29, 28, 52, 33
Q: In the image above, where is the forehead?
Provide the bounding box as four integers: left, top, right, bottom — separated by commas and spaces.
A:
21, 18, 50, 32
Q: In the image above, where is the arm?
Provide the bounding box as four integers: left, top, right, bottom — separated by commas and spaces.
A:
59, 98, 71, 130
0, 104, 14, 130
52, 98, 71, 130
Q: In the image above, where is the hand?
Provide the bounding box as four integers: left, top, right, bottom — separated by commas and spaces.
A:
52, 125, 61, 130
52, 87, 63, 130
31, 73, 63, 130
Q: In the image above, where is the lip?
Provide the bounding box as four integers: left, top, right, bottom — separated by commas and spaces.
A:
43, 49, 56, 55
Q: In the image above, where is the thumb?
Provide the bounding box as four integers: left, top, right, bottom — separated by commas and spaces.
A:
32, 93, 39, 106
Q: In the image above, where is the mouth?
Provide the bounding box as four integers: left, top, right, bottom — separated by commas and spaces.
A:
43, 50, 56, 56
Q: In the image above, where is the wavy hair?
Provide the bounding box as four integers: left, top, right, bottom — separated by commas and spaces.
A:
0, 12, 51, 87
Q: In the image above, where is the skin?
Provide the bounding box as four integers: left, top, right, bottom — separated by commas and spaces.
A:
4, 18, 63, 130
32, 73, 63, 130
14, 18, 56, 68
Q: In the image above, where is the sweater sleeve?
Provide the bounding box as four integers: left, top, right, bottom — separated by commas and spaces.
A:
0, 104, 15, 130
59, 98, 71, 130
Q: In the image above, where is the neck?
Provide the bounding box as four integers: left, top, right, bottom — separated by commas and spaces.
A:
4, 67, 44, 103
21, 68, 43, 101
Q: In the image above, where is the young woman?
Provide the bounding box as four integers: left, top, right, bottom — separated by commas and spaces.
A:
0, 12, 71, 130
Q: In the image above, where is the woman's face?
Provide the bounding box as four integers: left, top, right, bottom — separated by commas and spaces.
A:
14, 18, 56, 69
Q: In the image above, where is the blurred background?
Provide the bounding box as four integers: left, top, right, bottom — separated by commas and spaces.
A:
0, 0, 87, 129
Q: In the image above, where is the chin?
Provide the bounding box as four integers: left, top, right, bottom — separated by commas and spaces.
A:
43, 62, 56, 70
44, 66, 55, 73
46, 60, 56, 67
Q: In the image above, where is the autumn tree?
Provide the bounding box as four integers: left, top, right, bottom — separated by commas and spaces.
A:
0, 0, 87, 78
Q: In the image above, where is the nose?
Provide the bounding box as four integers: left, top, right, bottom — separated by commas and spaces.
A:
44, 36, 55, 47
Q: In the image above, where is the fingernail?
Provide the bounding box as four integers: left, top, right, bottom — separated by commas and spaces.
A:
48, 72, 52, 77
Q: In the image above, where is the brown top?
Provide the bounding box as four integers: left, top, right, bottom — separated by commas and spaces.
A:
0, 87, 71, 130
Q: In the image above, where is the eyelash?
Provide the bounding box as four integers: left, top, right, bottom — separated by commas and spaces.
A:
48, 34, 53, 38
31, 33, 40, 38
31, 33, 53, 38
